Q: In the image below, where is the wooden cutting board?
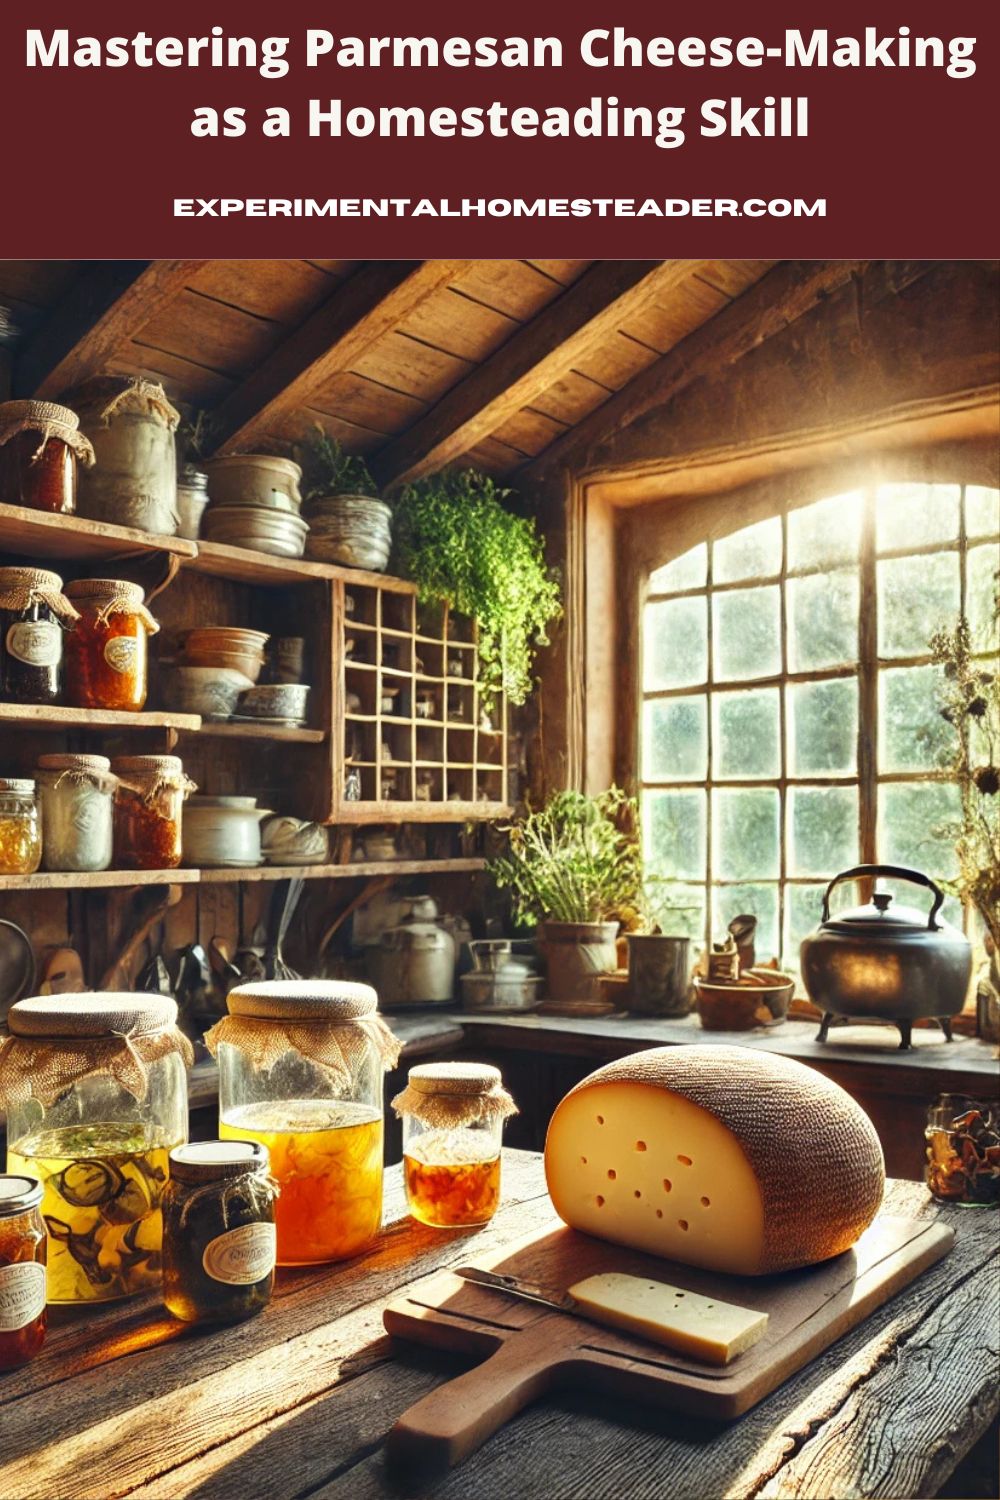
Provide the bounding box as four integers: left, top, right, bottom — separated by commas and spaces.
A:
384, 1212, 953, 1469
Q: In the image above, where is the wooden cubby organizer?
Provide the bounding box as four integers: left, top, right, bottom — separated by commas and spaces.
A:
0, 502, 507, 893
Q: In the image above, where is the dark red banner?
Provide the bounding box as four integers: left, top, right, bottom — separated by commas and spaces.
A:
2, 0, 997, 255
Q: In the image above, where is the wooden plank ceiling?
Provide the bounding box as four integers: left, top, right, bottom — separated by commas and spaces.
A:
0, 258, 776, 483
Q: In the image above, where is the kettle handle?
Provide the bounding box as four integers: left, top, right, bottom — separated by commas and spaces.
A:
821, 864, 944, 929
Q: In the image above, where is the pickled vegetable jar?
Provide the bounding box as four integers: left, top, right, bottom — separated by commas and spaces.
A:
0, 399, 94, 514
63, 579, 159, 711
0, 566, 79, 704
0, 779, 42, 876
393, 1063, 516, 1228
112, 754, 194, 870
0, 1174, 47, 1369
163, 1141, 277, 1325
0, 993, 192, 1303
207, 981, 401, 1265
36, 754, 116, 872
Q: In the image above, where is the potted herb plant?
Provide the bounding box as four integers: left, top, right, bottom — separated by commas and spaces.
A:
489, 787, 641, 1012
296, 424, 392, 570
393, 468, 561, 707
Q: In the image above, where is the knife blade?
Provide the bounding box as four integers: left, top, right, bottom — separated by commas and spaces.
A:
454, 1265, 577, 1315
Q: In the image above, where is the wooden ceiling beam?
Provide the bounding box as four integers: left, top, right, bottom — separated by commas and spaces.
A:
518, 259, 886, 482
209, 260, 468, 453
15, 261, 207, 398
370, 260, 698, 488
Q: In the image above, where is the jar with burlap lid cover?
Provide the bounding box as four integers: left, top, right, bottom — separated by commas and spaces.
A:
0, 399, 95, 514
393, 1062, 518, 1228
0, 992, 192, 1304
111, 753, 195, 870
206, 980, 401, 1265
63, 579, 160, 711
68, 377, 180, 536
0, 566, 79, 704
35, 754, 117, 872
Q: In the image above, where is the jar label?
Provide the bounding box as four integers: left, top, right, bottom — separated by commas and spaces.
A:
104, 636, 138, 674
0, 1261, 46, 1331
5, 620, 61, 668
202, 1222, 276, 1285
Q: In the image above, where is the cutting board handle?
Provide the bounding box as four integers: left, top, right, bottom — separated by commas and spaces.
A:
389, 1315, 568, 1470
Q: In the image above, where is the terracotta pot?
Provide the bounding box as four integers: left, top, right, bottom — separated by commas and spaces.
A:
539, 920, 620, 1010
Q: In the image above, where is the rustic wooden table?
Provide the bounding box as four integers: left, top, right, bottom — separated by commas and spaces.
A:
0, 1152, 995, 1500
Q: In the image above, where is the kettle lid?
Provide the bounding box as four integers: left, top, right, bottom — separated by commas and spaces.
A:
817, 864, 956, 936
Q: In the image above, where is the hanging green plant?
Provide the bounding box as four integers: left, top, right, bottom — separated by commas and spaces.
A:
393, 468, 562, 705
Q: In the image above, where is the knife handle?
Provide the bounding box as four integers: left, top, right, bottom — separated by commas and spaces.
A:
388, 1315, 564, 1471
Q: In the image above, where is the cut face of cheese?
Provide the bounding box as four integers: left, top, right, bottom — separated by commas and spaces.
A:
546, 1080, 766, 1275
568, 1272, 768, 1366
544, 1045, 885, 1275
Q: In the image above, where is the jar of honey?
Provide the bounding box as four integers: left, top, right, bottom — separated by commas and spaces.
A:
393, 1063, 517, 1229
63, 579, 159, 711
207, 981, 402, 1265
0, 779, 42, 876
0, 400, 94, 514
0, 993, 192, 1304
36, 754, 116, 872
162, 1141, 278, 1325
111, 754, 194, 870
0, 567, 79, 704
0, 1174, 47, 1368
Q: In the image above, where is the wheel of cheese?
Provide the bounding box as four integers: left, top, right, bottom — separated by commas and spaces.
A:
544, 1045, 885, 1276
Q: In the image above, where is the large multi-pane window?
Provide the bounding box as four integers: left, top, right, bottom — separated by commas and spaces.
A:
640, 483, 999, 967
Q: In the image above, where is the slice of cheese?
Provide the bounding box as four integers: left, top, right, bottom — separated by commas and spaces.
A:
545, 1045, 884, 1275
568, 1272, 768, 1366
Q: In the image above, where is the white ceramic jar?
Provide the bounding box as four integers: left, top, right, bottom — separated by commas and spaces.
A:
36, 754, 116, 872
182, 796, 271, 868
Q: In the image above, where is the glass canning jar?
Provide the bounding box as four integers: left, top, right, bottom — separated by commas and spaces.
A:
36, 754, 116, 872
393, 1063, 516, 1229
0, 566, 79, 704
0, 993, 192, 1303
63, 579, 159, 712
0, 779, 42, 876
162, 1141, 277, 1325
0, 400, 94, 515
0, 1174, 47, 1369
207, 981, 401, 1266
111, 754, 193, 870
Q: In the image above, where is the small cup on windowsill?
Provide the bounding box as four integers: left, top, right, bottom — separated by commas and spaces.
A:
694, 969, 795, 1030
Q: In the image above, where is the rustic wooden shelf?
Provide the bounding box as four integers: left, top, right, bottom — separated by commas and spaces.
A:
199, 858, 487, 882
0, 502, 197, 565
185, 722, 326, 744
0, 867, 200, 892
186, 538, 339, 586
0, 701, 201, 732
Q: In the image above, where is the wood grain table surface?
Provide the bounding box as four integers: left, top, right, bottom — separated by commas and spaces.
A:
0, 1152, 995, 1500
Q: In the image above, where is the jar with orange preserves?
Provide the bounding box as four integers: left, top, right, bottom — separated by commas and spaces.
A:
63, 580, 159, 711
0, 400, 94, 515
0, 1174, 47, 1368
207, 981, 401, 1265
393, 1063, 517, 1229
111, 754, 194, 870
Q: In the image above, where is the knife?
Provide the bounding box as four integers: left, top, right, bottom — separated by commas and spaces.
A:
453, 1266, 769, 1365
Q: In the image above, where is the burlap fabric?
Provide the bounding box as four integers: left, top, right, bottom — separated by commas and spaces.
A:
0, 993, 193, 1108
0, 400, 96, 465
64, 579, 160, 633
36, 753, 118, 796
392, 1061, 518, 1129
0, 567, 80, 624
67, 377, 180, 432
111, 754, 196, 803
205, 981, 402, 1088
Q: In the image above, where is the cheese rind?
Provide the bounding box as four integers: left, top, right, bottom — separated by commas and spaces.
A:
545, 1045, 884, 1275
568, 1272, 768, 1366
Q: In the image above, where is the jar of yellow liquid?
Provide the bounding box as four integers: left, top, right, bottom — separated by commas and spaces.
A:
0, 993, 191, 1303
392, 1063, 517, 1228
207, 981, 401, 1265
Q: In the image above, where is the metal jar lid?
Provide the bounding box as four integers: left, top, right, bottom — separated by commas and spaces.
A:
0, 778, 35, 796
169, 1141, 269, 1184
0, 1174, 44, 1216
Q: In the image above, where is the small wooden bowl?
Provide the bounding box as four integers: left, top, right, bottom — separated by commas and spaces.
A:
694, 969, 795, 1031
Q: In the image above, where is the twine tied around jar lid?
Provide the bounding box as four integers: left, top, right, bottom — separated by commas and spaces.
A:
65, 376, 180, 432
64, 578, 160, 633
0, 992, 194, 1109
392, 1062, 518, 1129
35, 753, 117, 794
0, 400, 96, 466
168, 1141, 280, 1230
204, 980, 402, 1091
0, 566, 80, 624
111, 754, 196, 801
